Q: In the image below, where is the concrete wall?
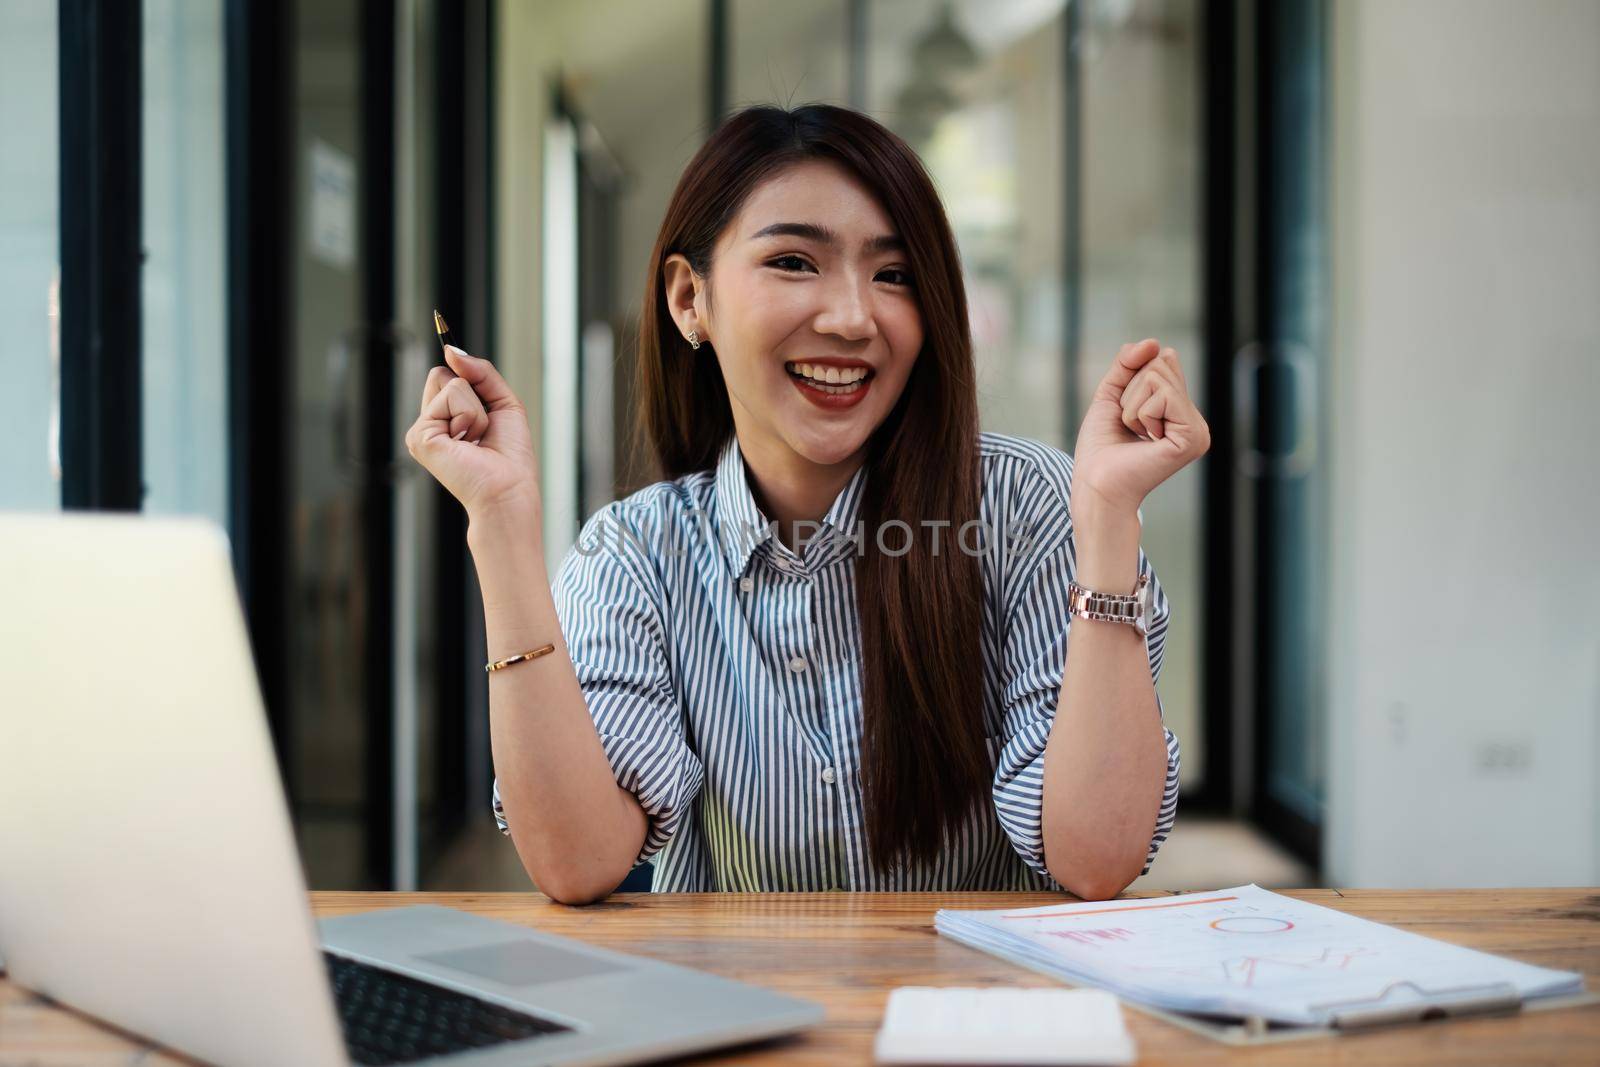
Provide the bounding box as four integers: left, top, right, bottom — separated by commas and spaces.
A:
1326, 0, 1600, 886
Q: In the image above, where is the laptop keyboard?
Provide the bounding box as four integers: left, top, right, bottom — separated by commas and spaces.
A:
324, 951, 574, 1065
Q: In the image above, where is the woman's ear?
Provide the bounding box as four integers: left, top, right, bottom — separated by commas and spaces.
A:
662, 253, 707, 345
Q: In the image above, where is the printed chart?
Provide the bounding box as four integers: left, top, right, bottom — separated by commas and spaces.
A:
935, 884, 1585, 1026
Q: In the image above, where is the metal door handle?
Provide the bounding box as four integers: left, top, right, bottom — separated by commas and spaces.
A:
1234, 340, 1318, 479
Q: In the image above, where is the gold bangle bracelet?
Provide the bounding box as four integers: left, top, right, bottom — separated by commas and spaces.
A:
485, 643, 556, 673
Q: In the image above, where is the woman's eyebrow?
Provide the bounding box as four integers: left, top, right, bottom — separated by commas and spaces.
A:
748, 221, 905, 255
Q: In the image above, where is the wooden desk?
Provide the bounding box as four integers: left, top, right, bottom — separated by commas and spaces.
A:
2, 889, 1596, 1065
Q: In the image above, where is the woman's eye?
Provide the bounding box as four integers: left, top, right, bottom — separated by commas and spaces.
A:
765, 256, 912, 287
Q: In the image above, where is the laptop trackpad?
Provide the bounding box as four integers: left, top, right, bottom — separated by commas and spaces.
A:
417, 939, 626, 988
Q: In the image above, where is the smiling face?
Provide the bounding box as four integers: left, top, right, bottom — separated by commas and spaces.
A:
665, 158, 925, 472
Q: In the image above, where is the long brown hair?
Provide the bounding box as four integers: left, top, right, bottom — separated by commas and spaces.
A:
632, 104, 987, 877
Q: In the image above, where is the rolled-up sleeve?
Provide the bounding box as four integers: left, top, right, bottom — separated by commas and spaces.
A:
492, 502, 704, 868
991, 475, 1181, 888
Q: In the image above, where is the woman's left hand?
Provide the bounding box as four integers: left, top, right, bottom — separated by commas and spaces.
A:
1071, 339, 1211, 519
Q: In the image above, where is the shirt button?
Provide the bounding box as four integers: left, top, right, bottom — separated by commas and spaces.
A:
821, 767, 836, 785
738, 576, 755, 592
787, 656, 808, 674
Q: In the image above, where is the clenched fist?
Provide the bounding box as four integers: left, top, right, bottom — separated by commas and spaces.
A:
405, 345, 540, 521
1071, 339, 1211, 519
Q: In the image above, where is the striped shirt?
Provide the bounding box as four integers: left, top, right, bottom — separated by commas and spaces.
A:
493, 431, 1180, 891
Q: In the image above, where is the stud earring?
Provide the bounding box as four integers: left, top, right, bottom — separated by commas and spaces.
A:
687, 329, 702, 350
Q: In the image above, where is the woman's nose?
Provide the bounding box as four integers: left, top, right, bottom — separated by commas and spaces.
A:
813, 277, 878, 341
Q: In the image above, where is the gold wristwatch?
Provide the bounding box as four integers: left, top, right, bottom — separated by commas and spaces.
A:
1066, 571, 1155, 637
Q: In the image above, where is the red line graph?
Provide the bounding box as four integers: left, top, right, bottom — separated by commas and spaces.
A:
1001, 895, 1241, 920
1226, 947, 1376, 987
1133, 947, 1378, 988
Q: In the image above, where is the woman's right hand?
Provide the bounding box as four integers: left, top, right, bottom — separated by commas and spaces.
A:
405, 345, 541, 521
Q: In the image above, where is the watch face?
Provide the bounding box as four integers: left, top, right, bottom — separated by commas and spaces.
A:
1139, 574, 1157, 635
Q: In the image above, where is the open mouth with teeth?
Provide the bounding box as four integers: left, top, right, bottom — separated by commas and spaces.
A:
784, 360, 874, 394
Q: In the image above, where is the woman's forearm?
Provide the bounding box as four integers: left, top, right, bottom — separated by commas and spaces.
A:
467, 504, 648, 904
1040, 501, 1170, 900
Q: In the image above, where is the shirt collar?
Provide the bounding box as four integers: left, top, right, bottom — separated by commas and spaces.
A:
713, 435, 772, 576
821, 455, 867, 541
712, 434, 868, 577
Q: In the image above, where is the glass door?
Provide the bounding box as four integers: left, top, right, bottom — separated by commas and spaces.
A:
15, 0, 480, 891
863, 0, 1208, 795
238, 0, 487, 892
285, 0, 389, 888
0, 0, 60, 511
1073, 0, 1205, 795
1249, 0, 1329, 862
283, 0, 488, 891
712, 0, 1211, 807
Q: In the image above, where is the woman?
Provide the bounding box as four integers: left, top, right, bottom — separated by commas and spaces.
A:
407, 104, 1209, 904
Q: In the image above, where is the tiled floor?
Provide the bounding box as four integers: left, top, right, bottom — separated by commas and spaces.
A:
420, 815, 1318, 893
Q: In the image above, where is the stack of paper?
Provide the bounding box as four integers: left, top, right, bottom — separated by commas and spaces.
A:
874, 987, 1135, 1065
935, 884, 1585, 1028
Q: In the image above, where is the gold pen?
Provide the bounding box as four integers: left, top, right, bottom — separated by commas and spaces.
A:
433, 308, 456, 355
432, 309, 480, 444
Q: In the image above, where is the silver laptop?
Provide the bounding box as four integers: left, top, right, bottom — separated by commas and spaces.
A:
0, 512, 821, 1066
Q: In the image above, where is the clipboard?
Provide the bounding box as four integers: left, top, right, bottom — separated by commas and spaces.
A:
935, 926, 1600, 1046
1164, 977, 1600, 1046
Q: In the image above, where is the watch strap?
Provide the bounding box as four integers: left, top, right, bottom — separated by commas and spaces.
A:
1066, 571, 1150, 633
